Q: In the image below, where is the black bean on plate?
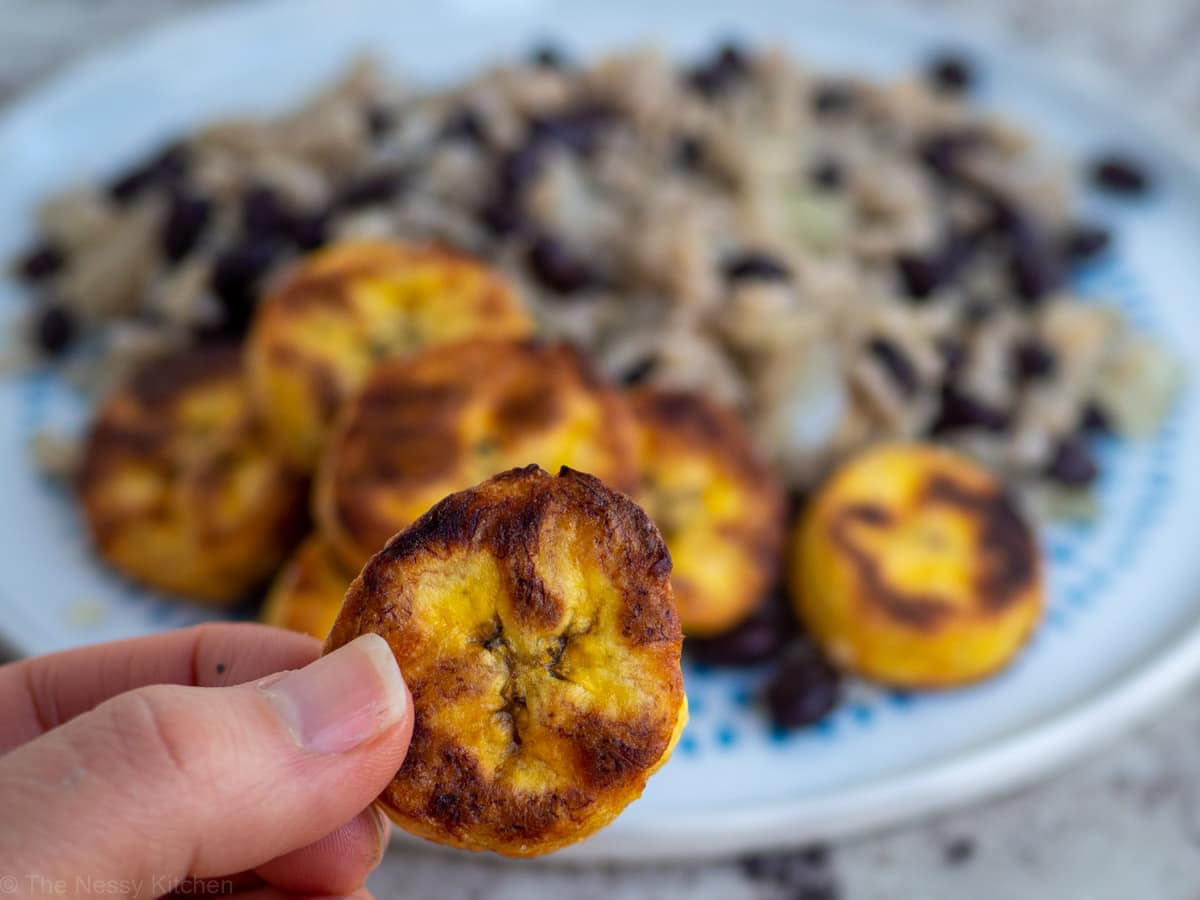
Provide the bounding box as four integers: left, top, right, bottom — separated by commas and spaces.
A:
528, 105, 615, 156
210, 238, 282, 329
1012, 339, 1058, 381
867, 337, 920, 396
161, 190, 213, 262
498, 143, 543, 194
1061, 223, 1112, 264
364, 104, 394, 140
1045, 435, 1099, 487
766, 641, 842, 730
1081, 401, 1114, 435
895, 252, 944, 300
529, 41, 569, 70
241, 183, 293, 237
811, 82, 855, 118
336, 169, 406, 210
686, 41, 750, 97
809, 158, 845, 191
926, 50, 975, 94
938, 338, 969, 378
1091, 154, 1152, 195
930, 384, 1011, 434
687, 600, 792, 667
674, 134, 706, 171
441, 107, 486, 145
478, 192, 525, 238
1009, 240, 1064, 305
15, 240, 64, 282
526, 234, 594, 294
288, 210, 331, 251
723, 251, 792, 282
107, 141, 190, 203
618, 356, 658, 386
33, 304, 76, 357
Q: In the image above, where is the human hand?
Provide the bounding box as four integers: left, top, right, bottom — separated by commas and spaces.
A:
0, 623, 412, 899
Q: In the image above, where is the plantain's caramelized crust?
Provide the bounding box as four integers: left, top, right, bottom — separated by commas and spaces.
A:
790, 443, 1043, 688
316, 338, 639, 571
261, 535, 354, 640
325, 466, 686, 857
78, 345, 308, 604
246, 239, 533, 469
629, 389, 785, 636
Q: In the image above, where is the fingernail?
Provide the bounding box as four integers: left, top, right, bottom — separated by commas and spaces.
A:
261, 633, 407, 754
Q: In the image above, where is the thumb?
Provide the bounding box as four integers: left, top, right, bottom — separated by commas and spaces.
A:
0, 633, 411, 891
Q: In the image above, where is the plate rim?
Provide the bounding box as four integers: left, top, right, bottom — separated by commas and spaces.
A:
2, 0, 1199, 861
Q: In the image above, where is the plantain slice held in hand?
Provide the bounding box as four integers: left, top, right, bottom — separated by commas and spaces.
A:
79, 345, 308, 604
324, 465, 686, 857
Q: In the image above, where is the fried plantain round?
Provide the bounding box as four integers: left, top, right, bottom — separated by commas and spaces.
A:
246, 239, 534, 469
315, 338, 639, 571
325, 465, 686, 857
628, 388, 785, 636
261, 535, 354, 640
789, 443, 1043, 688
78, 345, 309, 604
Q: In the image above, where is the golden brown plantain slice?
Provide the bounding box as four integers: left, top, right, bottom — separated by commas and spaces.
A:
78, 345, 309, 605
246, 239, 534, 469
325, 465, 686, 857
790, 443, 1043, 688
315, 337, 639, 572
628, 388, 785, 636
261, 535, 354, 640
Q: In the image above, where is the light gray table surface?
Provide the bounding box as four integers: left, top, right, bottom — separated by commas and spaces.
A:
2, 2, 1199, 897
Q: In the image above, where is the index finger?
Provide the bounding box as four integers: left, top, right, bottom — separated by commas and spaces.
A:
0, 622, 320, 753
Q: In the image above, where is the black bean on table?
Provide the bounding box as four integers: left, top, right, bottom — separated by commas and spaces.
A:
15, 241, 64, 282
34, 304, 76, 357
1061, 223, 1112, 264
107, 142, 190, 203
766, 641, 842, 730
723, 251, 792, 282
1091, 154, 1152, 195
926, 51, 975, 94
526, 234, 594, 294
867, 336, 920, 396
161, 191, 212, 262
1045, 435, 1099, 487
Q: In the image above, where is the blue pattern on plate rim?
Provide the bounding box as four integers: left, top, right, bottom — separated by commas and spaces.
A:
16, 251, 1181, 762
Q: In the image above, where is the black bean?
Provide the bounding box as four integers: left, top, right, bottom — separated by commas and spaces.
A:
529, 105, 615, 156
209, 239, 281, 330
724, 251, 792, 282
927, 51, 975, 93
811, 83, 855, 117
868, 337, 919, 395
498, 143, 544, 194
944, 837, 976, 866
289, 210, 331, 251
478, 192, 525, 238
529, 41, 568, 69
1009, 241, 1064, 305
810, 158, 844, 191
15, 241, 64, 282
918, 130, 983, 181
441, 107, 486, 144
686, 41, 750, 97
938, 338, 968, 377
930, 384, 1011, 434
963, 300, 995, 325
1091, 154, 1151, 195
618, 356, 658, 386
161, 191, 212, 262
895, 253, 944, 300
34, 304, 76, 357
1013, 339, 1058, 380
1046, 436, 1099, 486
686, 610, 788, 667
364, 105, 394, 140
336, 169, 406, 209
108, 142, 190, 203
674, 134, 706, 171
1061, 223, 1112, 264
241, 184, 292, 237
1081, 401, 1113, 435
766, 642, 841, 730
740, 844, 832, 883
526, 234, 593, 294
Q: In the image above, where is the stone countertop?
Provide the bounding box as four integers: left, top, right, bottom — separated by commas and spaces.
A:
3, 2, 1199, 897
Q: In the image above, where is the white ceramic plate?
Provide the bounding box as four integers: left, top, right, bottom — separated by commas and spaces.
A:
1, 0, 1198, 863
